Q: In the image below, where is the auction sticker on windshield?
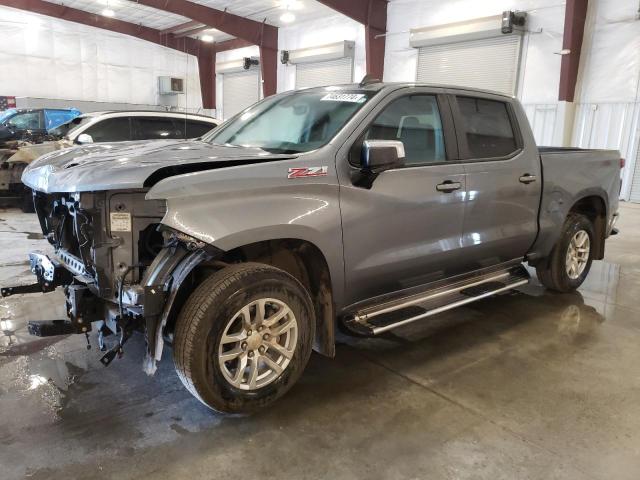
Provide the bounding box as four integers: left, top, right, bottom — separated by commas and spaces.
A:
321, 93, 366, 103
110, 212, 132, 232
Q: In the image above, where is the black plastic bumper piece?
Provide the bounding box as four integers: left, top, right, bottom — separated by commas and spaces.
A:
27, 320, 75, 337
1, 283, 48, 297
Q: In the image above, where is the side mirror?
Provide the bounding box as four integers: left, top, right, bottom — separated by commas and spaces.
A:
361, 140, 405, 172
76, 133, 94, 144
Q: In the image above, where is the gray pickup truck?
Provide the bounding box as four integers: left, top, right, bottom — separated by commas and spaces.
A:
5, 81, 621, 413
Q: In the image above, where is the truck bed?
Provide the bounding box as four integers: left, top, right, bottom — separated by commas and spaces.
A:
528, 147, 621, 262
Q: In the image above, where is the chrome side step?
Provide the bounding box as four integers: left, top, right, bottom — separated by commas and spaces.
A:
344, 265, 530, 336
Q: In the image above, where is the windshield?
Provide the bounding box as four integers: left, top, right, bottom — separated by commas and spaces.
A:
0, 109, 17, 124
6, 111, 42, 130
204, 90, 376, 153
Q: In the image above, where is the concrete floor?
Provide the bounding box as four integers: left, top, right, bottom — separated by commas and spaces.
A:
1, 203, 640, 480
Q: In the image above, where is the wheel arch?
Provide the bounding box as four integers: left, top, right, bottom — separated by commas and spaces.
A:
161, 237, 337, 360
567, 194, 608, 260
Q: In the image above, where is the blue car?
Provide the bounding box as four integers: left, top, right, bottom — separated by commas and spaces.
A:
0, 108, 82, 145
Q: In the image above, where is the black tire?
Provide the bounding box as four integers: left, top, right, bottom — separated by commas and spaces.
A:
536, 213, 595, 293
173, 262, 315, 414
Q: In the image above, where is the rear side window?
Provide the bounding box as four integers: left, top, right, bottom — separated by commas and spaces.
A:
456, 97, 517, 158
133, 117, 181, 140
83, 117, 131, 142
184, 120, 215, 138
363, 95, 446, 166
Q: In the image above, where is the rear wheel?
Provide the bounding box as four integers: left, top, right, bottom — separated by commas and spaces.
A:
535, 213, 595, 292
173, 263, 315, 414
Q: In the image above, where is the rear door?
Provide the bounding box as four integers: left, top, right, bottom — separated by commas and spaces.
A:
450, 93, 541, 268
132, 116, 182, 140
339, 88, 467, 305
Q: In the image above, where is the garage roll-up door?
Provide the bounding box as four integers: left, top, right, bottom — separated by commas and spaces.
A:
222, 70, 260, 120
295, 57, 353, 89
417, 35, 522, 96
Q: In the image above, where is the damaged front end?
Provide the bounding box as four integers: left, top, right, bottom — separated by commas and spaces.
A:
2, 189, 221, 373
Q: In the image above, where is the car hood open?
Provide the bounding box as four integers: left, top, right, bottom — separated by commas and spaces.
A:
22, 139, 296, 193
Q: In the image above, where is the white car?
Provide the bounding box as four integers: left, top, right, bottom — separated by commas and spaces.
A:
10, 111, 219, 211
53, 110, 219, 144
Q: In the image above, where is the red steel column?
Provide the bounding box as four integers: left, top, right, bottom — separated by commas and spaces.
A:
197, 42, 216, 110
559, 0, 589, 102
317, 0, 388, 80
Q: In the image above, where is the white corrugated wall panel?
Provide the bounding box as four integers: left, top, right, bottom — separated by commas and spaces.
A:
523, 103, 559, 146
572, 102, 640, 201
416, 35, 522, 95
295, 57, 354, 89
222, 70, 260, 120
630, 138, 640, 203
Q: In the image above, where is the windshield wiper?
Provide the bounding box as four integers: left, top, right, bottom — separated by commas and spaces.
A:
259, 147, 303, 154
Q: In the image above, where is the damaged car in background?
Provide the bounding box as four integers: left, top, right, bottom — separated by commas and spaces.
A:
3, 110, 219, 211
0, 108, 81, 211
2, 81, 622, 414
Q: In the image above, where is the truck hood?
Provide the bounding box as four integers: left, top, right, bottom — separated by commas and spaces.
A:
22, 139, 295, 193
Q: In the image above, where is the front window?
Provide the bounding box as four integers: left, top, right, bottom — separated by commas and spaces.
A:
204, 90, 376, 153
6, 111, 42, 130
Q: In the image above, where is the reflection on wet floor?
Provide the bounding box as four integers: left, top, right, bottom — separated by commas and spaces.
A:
1, 205, 640, 480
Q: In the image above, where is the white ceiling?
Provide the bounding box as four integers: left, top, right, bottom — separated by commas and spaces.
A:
46, 0, 192, 30
43, 0, 341, 43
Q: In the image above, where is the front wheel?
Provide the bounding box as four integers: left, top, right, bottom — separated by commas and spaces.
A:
535, 213, 595, 292
173, 263, 315, 414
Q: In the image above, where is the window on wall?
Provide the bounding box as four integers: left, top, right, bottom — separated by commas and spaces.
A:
456, 97, 517, 158
363, 95, 446, 166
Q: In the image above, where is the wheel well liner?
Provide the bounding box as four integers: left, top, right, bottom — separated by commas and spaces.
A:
164, 238, 335, 358
568, 195, 607, 260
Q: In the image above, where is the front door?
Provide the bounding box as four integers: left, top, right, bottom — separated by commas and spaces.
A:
338, 90, 468, 306
451, 94, 542, 268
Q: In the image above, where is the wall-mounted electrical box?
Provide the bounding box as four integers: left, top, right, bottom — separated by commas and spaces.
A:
158, 76, 185, 95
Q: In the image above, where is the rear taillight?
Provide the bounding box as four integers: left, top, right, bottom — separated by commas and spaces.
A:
620, 158, 626, 169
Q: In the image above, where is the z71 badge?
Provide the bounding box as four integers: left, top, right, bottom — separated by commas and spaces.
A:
287, 166, 328, 179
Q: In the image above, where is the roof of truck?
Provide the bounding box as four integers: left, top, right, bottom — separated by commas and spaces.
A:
300, 81, 515, 99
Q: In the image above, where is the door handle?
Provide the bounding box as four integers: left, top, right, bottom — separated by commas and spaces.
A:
436, 181, 462, 193
519, 174, 537, 184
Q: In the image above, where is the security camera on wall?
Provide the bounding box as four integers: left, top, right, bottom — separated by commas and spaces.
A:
501, 10, 527, 34
243, 57, 260, 70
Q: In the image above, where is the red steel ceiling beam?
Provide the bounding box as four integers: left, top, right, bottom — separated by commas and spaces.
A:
559, 0, 589, 102
316, 0, 388, 81
134, 0, 278, 97
0, 0, 227, 109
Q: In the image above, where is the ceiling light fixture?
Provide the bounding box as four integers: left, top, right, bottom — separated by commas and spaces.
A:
201, 34, 214, 42
280, 10, 295, 23
102, 8, 115, 17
